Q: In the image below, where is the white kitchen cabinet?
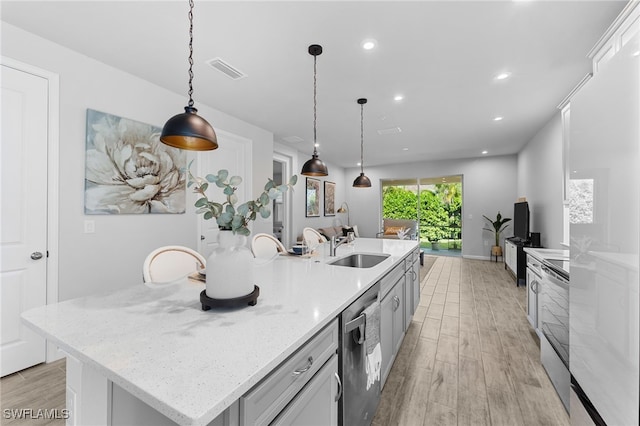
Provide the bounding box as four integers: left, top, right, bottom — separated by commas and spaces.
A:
271, 355, 339, 426
505, 238, 527, 286
590, 2, 639, 73
380, 273, 405, 387
525, 255, 542, 331
505, 239, 517, 275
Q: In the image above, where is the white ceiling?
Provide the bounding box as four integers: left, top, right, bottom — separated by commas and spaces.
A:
1, 1, 626, 168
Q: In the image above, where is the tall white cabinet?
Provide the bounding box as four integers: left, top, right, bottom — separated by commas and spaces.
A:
568, 3, 639, 424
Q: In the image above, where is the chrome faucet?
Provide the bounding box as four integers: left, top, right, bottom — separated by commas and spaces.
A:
329, 235, 346, 257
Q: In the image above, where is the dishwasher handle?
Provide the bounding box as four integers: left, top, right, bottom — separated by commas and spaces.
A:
345, 314, 366, 345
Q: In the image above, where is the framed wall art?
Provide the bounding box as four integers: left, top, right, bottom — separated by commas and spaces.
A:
84, 109, 186, 214
324, 181, 335, 216
305, 177, 320, 217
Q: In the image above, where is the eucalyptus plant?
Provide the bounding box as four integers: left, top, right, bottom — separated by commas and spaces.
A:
186, 161, 297, 236
483, 211, 511, 247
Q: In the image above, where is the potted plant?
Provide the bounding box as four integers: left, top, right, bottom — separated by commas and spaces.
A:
425, 226, 447, 250
186, 162, 297, 299
483, 211, 511, 257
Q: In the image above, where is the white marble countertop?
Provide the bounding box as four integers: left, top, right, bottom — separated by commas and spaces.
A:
21, 238, 418, 426
523, 247, 570, 276
523, 247, 569, 261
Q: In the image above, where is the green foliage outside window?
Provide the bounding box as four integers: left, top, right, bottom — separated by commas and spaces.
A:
382, 182, 462, 247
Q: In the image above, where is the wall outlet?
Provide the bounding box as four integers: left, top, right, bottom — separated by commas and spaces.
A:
84, 220, 95, 234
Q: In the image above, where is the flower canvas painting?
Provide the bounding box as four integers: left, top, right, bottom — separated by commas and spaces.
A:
84, 109, 186, 214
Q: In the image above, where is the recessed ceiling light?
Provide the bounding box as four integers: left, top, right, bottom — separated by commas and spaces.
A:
495, 72, 511, 80
394, 95, 404, 101
482, 150, 488, 155
402, 148, 409, 151
493, 116, 503, 121
314, 143, 320, 147
361, 39, 377, 50
357, 162, 361, 166
633, 51, 640, 57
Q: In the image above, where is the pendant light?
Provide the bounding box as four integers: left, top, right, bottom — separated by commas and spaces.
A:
301, 44, 329, 177
160, 0, 218, 151
353, 98, 372, 188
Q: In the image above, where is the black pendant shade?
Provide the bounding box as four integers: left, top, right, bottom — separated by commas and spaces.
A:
353, 98, 371, 187
160, 0, 218, 152
353, 172, 372, 188
301, 154, 329, 176
161, 106, 218, 151
301, 44, 328, 177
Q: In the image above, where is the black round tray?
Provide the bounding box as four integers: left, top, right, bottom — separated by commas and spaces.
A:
200, 286, 259, 311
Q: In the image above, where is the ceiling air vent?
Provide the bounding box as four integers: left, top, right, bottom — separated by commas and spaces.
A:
206, 58, 246, 80
282, 136, 304, 143
377, 127, 402, 135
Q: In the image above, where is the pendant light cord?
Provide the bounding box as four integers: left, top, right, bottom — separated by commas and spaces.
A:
313, 55, 318, 156
187, 0, 195, 108
360, 103, 365, 173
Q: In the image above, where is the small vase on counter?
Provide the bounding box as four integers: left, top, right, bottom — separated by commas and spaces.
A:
205, 230, 254, 299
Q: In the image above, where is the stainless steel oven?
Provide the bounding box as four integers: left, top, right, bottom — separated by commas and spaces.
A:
539, 260, 570, 411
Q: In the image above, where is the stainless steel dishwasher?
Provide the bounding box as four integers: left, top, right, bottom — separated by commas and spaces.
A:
339, 281, 381, 426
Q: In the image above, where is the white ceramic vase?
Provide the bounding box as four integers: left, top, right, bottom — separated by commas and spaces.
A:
205, 230, 255, 299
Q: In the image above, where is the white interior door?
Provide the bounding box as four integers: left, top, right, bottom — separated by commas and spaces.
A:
197, 130, 252, 258
1, 65, 49, 376
273, 152, 294, 248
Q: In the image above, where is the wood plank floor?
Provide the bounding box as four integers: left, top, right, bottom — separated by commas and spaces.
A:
1, 257, 569, 426
1, 358, 65, 425
373, 256, 570, 426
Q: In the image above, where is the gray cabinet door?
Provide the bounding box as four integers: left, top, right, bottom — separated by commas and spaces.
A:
412, 256, 420, 314
392, 280, 405, 356
526, 267, 540, 329
271, 355, 339, 426
404, 271, 412, 330
380, 289, 395, 387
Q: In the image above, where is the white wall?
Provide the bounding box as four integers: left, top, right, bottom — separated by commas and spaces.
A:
2, 23, 273, 301
517, 113, 564, 249
344, 155, 518, 259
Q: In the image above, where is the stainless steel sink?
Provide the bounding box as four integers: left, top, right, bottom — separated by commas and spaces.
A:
328, 253, 390, 268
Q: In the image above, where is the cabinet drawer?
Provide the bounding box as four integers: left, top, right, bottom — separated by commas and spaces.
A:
381, 263, 405, 299
402, 249, 418, 271
240, 319, 339, 425
271, 355, 338, 426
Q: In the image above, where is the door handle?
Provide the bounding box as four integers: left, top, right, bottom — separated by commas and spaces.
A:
31, 252, 43, 260
200, 235, 205, 240
292, 356, 314, 376
334, 372, 342, 402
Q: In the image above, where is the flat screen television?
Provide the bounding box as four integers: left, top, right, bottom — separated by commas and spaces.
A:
513, 201, 530, 241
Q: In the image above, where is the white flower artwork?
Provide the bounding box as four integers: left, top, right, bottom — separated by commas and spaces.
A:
84, 109, 186, 214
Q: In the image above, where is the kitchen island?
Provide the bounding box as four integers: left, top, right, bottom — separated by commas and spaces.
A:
21, 238, 418, 426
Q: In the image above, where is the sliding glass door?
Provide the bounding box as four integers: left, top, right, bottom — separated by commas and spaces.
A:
381, 176, 462, 254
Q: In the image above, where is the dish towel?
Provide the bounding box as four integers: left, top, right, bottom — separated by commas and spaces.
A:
363, 300, 382, 390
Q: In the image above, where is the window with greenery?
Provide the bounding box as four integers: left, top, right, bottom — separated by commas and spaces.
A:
382, 177, 462, 251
